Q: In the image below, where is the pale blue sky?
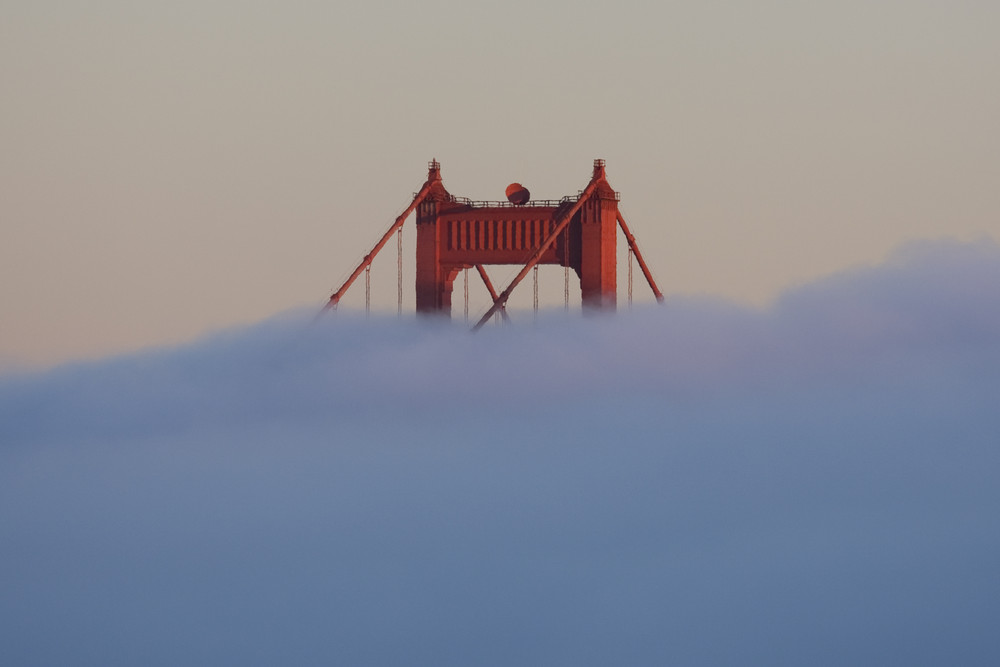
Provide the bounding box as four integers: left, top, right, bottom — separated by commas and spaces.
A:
2, 1, 998, 365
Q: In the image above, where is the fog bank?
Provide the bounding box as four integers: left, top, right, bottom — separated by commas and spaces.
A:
2, 238, 999, 666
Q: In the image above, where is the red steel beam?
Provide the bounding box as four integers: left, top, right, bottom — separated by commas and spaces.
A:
322, 182, 433, 312
472, 179, 601, 331
475, 264, 511, 323
617, 211, 664, 303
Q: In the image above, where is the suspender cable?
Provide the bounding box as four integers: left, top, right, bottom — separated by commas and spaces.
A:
533, 266, 539, 318
322, 181, 433, 313
397, 227, 403, 316
365, 264, 371, 317
464, 268, 469, 323
564, 267, 570, 310
617, 211, 665, 303
628, 247, 633, 309
564, 227, 570, 310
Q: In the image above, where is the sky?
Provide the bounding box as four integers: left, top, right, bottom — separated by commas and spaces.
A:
2, 237, 1000, 665
2, 0, 999, 367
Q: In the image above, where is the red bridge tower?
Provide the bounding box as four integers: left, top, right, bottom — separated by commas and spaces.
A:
324, 160, 662, 329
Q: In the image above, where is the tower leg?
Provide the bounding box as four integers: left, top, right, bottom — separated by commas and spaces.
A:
415, 202, 452, 316
578, 197, 618, 311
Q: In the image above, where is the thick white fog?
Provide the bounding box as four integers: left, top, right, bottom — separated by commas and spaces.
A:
2, 238, 1000, 666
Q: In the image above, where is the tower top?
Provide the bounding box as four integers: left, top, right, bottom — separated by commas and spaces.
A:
428, 159, 441, 182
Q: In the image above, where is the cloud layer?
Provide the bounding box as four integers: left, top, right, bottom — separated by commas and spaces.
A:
3, 238, 1000, 666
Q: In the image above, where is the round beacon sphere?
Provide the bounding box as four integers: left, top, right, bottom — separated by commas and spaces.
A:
505, 183, 531, 205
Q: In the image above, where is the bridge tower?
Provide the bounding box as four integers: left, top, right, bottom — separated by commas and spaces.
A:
414, 159, 618, 315
323, 160, 663, 328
